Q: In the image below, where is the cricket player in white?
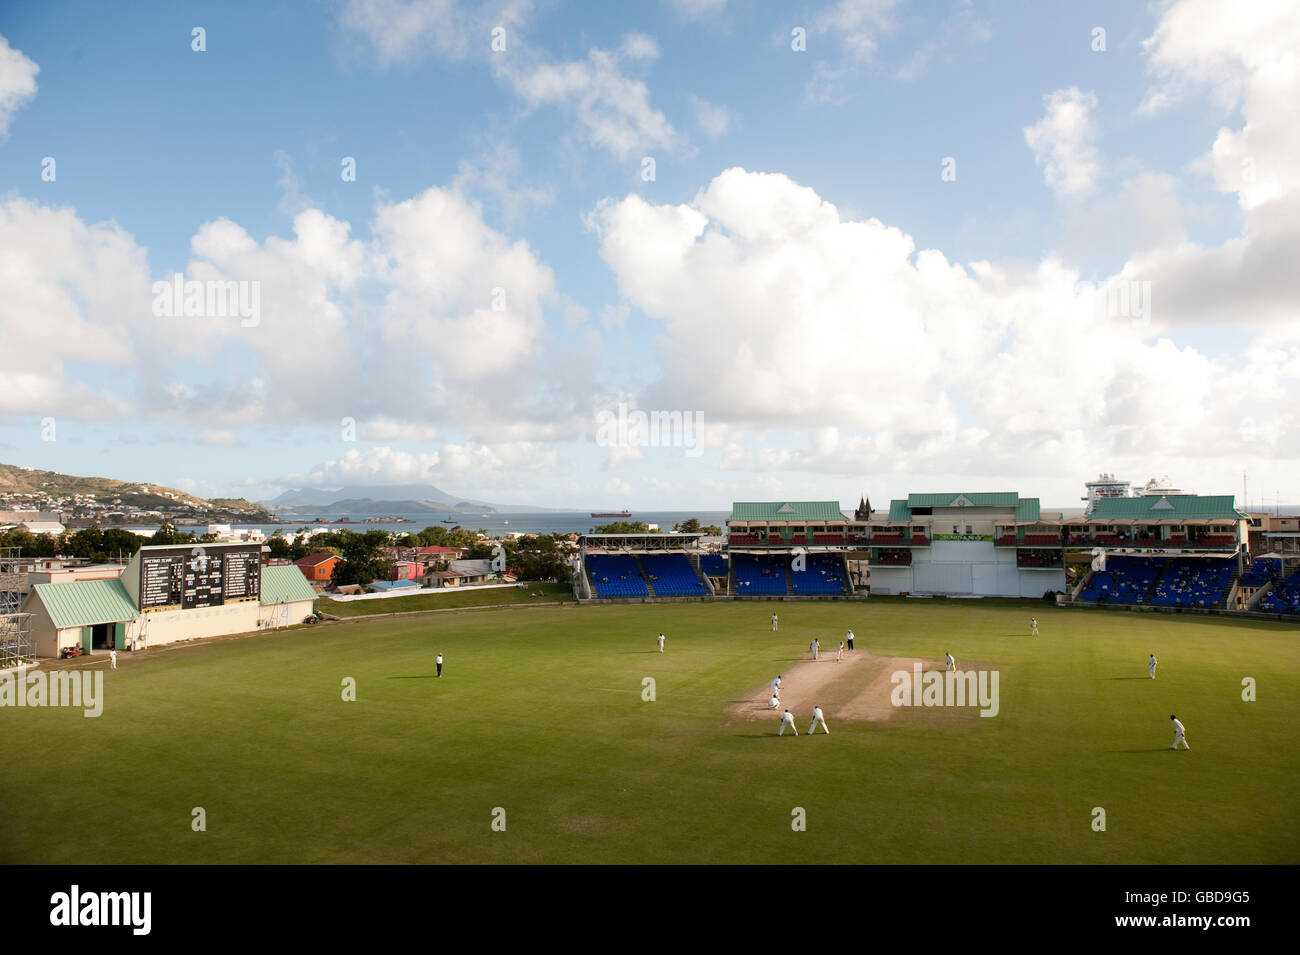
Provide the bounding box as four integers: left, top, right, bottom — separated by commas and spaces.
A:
1170, 714, 1189, 750
768, 694, 780, 709
771, 613, 778, 632
807, 705, 829, 735
811, 638, 819, 660
945, 651, 955, 672
657, 632, 665, 652
836, 641, 844, 662
1148, 653, 1157, 679
110, 649, 117, 669
1030, 617, 1038, 636
779, 709, 798, 736
771, 675, 783, 694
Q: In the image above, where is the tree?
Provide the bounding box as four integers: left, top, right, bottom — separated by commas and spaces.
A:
592, 521, 657, 534
330, 530, 394, 588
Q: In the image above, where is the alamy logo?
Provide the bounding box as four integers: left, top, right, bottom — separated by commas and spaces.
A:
890, 663, 1000, 717
50, 885, 151, 935
0, 666, 103, 718
594, 402, 704, 458
151, 273, 261, 327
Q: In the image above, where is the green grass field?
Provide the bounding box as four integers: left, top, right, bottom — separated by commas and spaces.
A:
2, 598, 1296, 864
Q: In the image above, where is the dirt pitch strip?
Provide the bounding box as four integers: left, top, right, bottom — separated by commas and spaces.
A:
727, 650, 934, 725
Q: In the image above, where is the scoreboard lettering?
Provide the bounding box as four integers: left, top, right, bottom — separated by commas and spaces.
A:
139, 545, 261, 609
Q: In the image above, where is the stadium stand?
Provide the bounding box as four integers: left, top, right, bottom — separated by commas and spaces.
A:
732, 553, 788, 595
790, 553, 848, 595
699, 554, 728, 578
1239, 557, 1282, 588
1017, 550, 1062, 568
1258, 569, 1300, 613
1077, 555, 1165, 604
874, 549, 912, 566
639, 553, 707, 596
1148, 558, 1234, 609
586, 554, 649, 598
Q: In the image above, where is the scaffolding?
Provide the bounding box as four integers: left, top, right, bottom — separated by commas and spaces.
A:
0, 613, 33, 667
0, 546, 23, 616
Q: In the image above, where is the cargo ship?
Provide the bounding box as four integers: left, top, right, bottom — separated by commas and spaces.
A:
591, 510, 632, 518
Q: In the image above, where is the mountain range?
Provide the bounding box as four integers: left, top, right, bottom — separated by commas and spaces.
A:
261, 484, 560, 515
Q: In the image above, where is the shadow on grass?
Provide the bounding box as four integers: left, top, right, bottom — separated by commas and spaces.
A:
1113, 748, 1177, 753
1109, 676, 1153, 680
387, 675, 439, 679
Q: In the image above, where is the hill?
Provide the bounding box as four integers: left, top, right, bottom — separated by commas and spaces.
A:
0, 463, 275, 522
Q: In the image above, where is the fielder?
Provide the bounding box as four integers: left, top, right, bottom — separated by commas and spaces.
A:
836, 641, 844, 662
945, 650, 955, 672
771, 613, 779, 632
807, 705, 829, 735
110, 649, 118, 670
657, 632, 665, 653
811, 637, 820, 660
1148, 653, 1157, 679
768, 693, 780, 709
779, 708, 798, 736
1030, 617, 1039, 636
1169, 714, 1189, 750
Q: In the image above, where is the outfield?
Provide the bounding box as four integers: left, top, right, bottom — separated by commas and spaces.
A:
1, 598, 1296, 864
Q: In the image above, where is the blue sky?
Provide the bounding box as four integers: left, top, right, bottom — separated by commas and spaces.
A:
1, 0, 1297, 510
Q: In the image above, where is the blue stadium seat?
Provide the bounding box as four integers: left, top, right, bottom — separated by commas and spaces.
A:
586, 555, 649, 598
639, 553, 707, 596
790, 553, 848, 595
732, 553, 788, 595
699, 554, 728, 577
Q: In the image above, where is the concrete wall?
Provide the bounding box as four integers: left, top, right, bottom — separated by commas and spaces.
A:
871, 541, 1066, 597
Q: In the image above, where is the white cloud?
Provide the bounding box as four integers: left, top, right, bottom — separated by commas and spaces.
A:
451, 142, 554, 222
591, 166, 1300, 480
1024, 88, 1101, 200
812, 0, 901, 66
499, 36, 682, 160
1141, 0, 1300, 211
687, 94, 733, 140
0, 198, 145, 419
360, 418, 442, 442
339, 0, 534, 67
0, 34, 38, 137
289, 447, 442, 486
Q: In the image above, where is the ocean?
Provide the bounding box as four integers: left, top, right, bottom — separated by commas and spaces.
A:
124, 511, 735, 538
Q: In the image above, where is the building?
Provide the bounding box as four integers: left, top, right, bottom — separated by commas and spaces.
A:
865, 492, 1066, 598
294, 552, 343, 583
19, 541, 318, 658
1246, 512, 1300, 559
18, 520, 66, 535
1063, 495, 1248, 553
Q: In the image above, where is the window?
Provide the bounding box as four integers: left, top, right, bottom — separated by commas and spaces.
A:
966, 525, 973, 535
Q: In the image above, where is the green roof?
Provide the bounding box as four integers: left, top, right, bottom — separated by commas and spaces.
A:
261, 565, 319, 605
728, 501, 847, 522
1088, 495, 1247, 521
888, 500, 911, 522
908, 492, 1021, 508
27, 579, 139, 629
1015, 498, 1041, 522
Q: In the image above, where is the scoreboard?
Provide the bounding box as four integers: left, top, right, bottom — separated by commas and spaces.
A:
138, 544, 262, 610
